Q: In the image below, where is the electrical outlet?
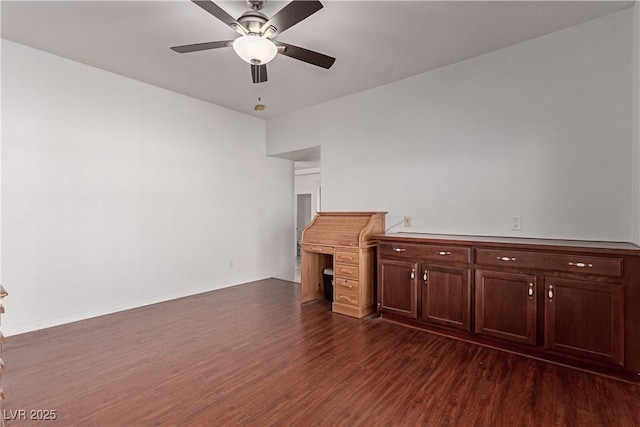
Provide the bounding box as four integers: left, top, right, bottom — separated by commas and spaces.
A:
403, 216, 412, 227
511, 216, 522, 231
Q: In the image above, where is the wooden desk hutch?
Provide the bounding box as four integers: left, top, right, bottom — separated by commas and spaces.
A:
300, 212, 386, 318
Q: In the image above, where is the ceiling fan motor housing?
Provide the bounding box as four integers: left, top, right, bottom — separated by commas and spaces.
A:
238, 10, 267, 33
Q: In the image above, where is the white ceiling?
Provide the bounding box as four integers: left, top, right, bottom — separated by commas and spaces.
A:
1, 0, 635, 120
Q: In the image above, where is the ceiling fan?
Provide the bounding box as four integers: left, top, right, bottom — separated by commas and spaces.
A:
171, 0, 336, 84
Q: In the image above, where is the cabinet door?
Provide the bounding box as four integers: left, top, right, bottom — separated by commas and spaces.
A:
475, 270, 537, 346
421, 265, 471, 332
378, 260, 418, 319
544, 278, 624, 366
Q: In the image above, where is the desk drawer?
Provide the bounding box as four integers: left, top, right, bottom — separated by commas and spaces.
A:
304, 233, 358, 247
379, 242, 470, 263
302, 244, 333, 255
335, 289, 359, 307
475, 248, 623, 277
335, 250, 359, 265
334, 263, 359, 279
335, 277, 359, 292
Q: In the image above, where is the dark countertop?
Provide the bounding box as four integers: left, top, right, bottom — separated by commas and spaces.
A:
375, 232, 640, 255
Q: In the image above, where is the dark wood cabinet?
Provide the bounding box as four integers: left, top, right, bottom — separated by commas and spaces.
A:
475, 270, 536, 346
375, 233, 640, 382
544, 277, 624, 366
378, 259, 418, 319
421, 264, 470, 331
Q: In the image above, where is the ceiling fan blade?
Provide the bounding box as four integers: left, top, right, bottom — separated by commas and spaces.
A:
170, 40, 232, 53
251, 64, 268, 84
192, 0, 240, 28
262, 0, 323, 35
274, 41, 335, 69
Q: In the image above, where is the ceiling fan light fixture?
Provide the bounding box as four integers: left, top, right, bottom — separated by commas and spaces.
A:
232, 34, 277, 65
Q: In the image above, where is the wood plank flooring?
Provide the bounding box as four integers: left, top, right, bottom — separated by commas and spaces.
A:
3, 278, 639, 426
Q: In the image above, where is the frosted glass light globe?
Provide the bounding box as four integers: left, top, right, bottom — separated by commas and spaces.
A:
232, 34, 278, 65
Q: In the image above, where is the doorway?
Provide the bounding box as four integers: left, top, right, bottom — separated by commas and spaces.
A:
296, 193, 312, 256
289, 148, 321, 283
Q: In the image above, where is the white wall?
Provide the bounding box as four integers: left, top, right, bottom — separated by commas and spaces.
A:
0, 7, 3, 286
268, 10, 634, 242
632, 2, 640, 245
2, 40, 294, 336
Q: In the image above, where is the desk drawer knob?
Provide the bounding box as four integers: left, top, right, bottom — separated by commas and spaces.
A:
497, 256, 516, 262
393, 248, 406, 252
436, 251, 451, 256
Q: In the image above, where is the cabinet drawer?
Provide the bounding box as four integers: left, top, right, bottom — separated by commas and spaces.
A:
335, 250, 359, 265
475, 249, 622, 277
334, 263, 360, 279
335, 277, 359, 292
335, 289, 359, 307
379, 242, 470, 263
302, 244, 333, 255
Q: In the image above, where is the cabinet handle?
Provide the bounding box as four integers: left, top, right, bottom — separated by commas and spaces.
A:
423, 271, 428, 281
393, 248, 406, 252
411, 269, 415, 280
338, 295, 352, 302
528, 283, 534, 298
436, 251, 451, 256
497, 256, 516, 262
548, 285, 554, 301
568, 262, 593, 268
310, 247, 322, 252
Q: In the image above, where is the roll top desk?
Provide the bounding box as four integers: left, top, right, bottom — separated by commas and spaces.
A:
300, 212, 386, 318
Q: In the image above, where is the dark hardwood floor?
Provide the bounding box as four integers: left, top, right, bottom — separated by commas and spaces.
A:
3, 278, 639, 426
